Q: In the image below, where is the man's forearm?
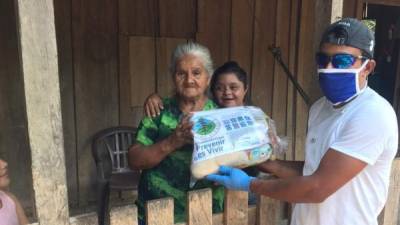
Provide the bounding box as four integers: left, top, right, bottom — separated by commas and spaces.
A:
257, 160, 304, 178
249, 175, 324, 203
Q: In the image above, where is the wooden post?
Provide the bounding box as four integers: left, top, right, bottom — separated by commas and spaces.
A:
380, 158, 400, 225
256, 196, 284, 225
110, 205, 138, 225
187, 189, 212, 225
14, 0, 70, 224
294, 0, 315, 160
224, 190, 248, 225
331, 0, 344, 22
146, 198, 174, 225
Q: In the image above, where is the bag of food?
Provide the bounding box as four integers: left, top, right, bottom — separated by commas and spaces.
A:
190, 106, 279, 179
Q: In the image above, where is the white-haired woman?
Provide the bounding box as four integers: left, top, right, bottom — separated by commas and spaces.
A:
128, 42, 224, 224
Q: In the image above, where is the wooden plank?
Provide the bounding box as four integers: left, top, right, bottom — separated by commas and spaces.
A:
342, 0, 358, 17
131, 106, 146, 128
129, 36, 156, 106
257, 196, 284, 225
119, 34, 136, 126
69, 212, 98, 225
159, 0, 196, 38
331, 0, 344, 22
146, 198, 174, 225
224, 190, 248, 225
54, 0, 79, 207
110, 205, 138, 225
272, 0, 290, 160
0, 0, 34, 215
292, 0, 340, 161
119, 0, 158, 36
41, 205, 138, 225
15, 0, 70, 224
72, 0, 119, 206
293, 0, 340, 159
196, 0, 231, 67
187, 188, 212, 225
285, 0, 300, 161
247, 206, 257, 225
355, 0, 364, 19
213, 213, 223, 225
250, 0, 277, 115
230, 0, 255, 75
381, 158, 400, 225
309, 0, 329, 107
211, 206, 257, 225
315, 0, 334, 49
294, 0, 316, 160
156, 38, 188, 97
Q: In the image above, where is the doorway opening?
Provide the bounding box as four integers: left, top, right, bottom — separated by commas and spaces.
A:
362, 4, 400, 106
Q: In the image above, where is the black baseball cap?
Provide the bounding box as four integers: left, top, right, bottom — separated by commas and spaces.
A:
320, 18, 375, 58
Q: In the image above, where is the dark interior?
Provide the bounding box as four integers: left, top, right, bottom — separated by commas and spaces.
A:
365, 4, 400, 104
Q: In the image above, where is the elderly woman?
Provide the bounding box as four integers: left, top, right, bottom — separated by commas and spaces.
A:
128, 42, 224, 223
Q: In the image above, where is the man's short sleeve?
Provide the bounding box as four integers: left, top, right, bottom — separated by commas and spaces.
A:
136, 117, 159, 146
330, 106, 395, 165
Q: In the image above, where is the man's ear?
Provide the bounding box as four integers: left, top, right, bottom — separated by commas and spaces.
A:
363, 59, 376, 78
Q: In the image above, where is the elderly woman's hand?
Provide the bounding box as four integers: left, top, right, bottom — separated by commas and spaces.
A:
169, 113, 194, 148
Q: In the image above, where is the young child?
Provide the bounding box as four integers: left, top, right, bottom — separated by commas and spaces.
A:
0, 158, 28, 225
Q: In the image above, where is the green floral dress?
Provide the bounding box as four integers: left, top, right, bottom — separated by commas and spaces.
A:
135, 97, 224, 223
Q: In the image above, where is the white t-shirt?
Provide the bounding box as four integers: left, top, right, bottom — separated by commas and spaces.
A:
291, 87, 398, 225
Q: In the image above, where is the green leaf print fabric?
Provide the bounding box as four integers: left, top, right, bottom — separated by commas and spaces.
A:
135, 97, 224, 223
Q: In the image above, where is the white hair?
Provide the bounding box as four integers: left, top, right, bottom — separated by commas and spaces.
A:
169, 42, 214, 77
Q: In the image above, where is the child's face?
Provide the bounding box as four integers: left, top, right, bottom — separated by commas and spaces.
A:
214, 73, 247, 107
0, 159, 10, 189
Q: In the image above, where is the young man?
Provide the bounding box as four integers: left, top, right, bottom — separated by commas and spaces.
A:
206, 18, 398, 225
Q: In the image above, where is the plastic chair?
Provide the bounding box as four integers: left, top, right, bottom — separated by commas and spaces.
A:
92, 126, 140, 225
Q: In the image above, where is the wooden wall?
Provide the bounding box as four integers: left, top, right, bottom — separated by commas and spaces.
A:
0, 0, 329, 215
118, 0, 313, 162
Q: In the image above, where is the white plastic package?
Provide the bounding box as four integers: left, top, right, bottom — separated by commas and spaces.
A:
190, 106, 278, 180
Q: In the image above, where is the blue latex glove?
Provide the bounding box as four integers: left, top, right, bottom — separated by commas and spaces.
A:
206, 166, 256, 191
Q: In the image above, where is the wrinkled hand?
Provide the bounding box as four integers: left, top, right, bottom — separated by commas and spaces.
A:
144, 93, 163, 117
170, 113, 193, 148
206, 166, 255, 191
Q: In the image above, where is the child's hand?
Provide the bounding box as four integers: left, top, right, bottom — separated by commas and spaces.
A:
144, 93, 163, 117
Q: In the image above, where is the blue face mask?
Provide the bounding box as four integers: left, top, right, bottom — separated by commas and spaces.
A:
318, 60, 369, 105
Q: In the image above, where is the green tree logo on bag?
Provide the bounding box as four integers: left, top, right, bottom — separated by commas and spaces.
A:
193, 117, 218, 136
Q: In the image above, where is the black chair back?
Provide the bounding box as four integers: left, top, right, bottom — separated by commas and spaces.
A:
92, 126, 140, 225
